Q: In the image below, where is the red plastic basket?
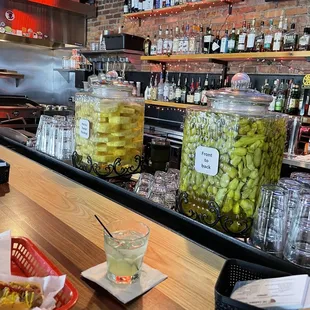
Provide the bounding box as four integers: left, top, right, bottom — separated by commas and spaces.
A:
10, 237, 78, 309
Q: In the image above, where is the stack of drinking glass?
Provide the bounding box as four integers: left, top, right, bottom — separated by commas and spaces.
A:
134, 169, 180, 209
251, 172, 310, 268
35, 115, 75, 161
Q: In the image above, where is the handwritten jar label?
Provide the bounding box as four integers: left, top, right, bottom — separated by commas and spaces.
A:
79, 119, 90, 139
194, 146, 219, 176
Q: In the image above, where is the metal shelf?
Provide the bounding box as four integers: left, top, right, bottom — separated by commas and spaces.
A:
141, 51, 310, 62
80, 49, 143, 57
0, 72, 24, 87
124, 0, 241, 19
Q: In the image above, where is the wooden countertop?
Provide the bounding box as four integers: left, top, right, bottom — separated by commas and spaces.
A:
0, 146, 225, 310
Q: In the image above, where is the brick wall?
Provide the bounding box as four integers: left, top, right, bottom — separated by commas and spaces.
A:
87, 0, 310, 74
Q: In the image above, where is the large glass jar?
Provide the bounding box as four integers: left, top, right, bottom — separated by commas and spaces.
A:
74, 84, 144, 177
179, 74, 287, 236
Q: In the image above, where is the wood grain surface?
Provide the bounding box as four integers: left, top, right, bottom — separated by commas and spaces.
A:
0, 146, 225, 310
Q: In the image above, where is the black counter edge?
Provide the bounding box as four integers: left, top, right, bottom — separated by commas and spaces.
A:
1, 136, 308, 276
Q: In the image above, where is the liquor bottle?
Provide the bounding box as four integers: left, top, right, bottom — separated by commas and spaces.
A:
287, 84, 300, 115
217, 76, 223, 89
156, 26, 163, 55
246, 18, 256, 52
196, 24, 204, 54
274, 80, 285, 112
181, 77, 187, 103
268, 79, 279, 111
283, 18, 288, 33
172, 26, 179, 55
220, 29, 228, 53
168, 76, 176, 101
150, 34, 157, 55
170, 0, 175, 6
200, 74, 209, 106
144, 75, 152, 100
151, 74, 158, 100
228, 25, 237, 53
162, 27, 169, 55
138, 0, 143, 12
194, 77, 201, 105
254, 21, 264, 52
284, 79, 294, 112
175, 74, 182, 103
178, 25, 184, 54
237, 20, 247, 52
211, 31, 221, 54
163, 72, 170, 102
143, 35, 151, 56
273, 16, 283, 51
187, 78, 195, 104
298, 28, 310, 51
167, 29, 173, 55
189, 25, 196, 54
299, 87, 306, 115
123, 0, 129, 14
134, 0, 139, 12
183, 24, 190, 54
157, 72, 164, 101
210, 79, 215, 90
261, 79, 271, 94
304, 95, 310, 116
283, 23, 298, 51
131, 0, 135, 12
263, 19, 274, 51
203, 26, 214, 54
155, 0, 160, 9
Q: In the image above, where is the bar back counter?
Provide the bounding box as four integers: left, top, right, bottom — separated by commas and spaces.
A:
0, 136, 309, 279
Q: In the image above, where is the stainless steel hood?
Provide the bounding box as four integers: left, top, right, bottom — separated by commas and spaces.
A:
0, 0, 96, 48
12, 0, 96, 18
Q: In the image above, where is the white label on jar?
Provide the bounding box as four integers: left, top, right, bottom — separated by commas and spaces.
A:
80, 119, 90, 139
195, 146, 219, 176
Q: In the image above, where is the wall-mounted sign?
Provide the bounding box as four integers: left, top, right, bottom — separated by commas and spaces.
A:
5, 10, 14, 21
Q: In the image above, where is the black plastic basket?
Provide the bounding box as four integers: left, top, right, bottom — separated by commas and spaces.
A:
0, 160, 10, 184
215, 259, 290, 310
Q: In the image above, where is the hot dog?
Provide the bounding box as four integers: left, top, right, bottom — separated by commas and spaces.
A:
0, 281, 43, 309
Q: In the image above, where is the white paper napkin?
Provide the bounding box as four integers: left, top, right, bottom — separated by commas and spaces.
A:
0, 230, 11, 274
81, 263, 168, 304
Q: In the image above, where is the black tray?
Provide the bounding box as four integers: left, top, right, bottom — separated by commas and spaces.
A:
215, 259, 290, 310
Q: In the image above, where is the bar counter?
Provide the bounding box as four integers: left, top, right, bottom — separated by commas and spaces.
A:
0, 146, 224, 309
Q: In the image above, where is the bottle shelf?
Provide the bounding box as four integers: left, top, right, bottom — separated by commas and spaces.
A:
141, 51, 310, 62
124, 0, 241, 19
145, 99, 198, 109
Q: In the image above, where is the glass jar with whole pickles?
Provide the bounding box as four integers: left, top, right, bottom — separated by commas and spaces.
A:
179, 73, 287, 236
74, 83, 144, 177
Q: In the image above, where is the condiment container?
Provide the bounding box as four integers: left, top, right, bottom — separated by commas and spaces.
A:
179, 73, 287, 236
75, 84, 144, 176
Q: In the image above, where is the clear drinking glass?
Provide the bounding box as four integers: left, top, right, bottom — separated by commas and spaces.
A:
251, 185, 288, 257
278, 178, 304, 234
284, 194, 310, 268
104, 220, 150, 284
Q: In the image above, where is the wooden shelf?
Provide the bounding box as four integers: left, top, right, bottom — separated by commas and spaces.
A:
124, 0, 241, 19
145, 100, 197, 109
141, 51, 310, 62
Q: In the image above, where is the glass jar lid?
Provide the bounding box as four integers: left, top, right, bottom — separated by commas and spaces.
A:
206, 73, 273, 106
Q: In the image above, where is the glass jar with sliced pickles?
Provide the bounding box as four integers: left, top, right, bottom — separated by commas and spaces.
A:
179, 73, 287, 236
75, 84, 144, 176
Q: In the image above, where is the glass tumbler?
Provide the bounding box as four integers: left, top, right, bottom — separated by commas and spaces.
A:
284, 194, 310, 268
251, 185, 288, 257
278, 178, 304, 234
104, 220, 150, 284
